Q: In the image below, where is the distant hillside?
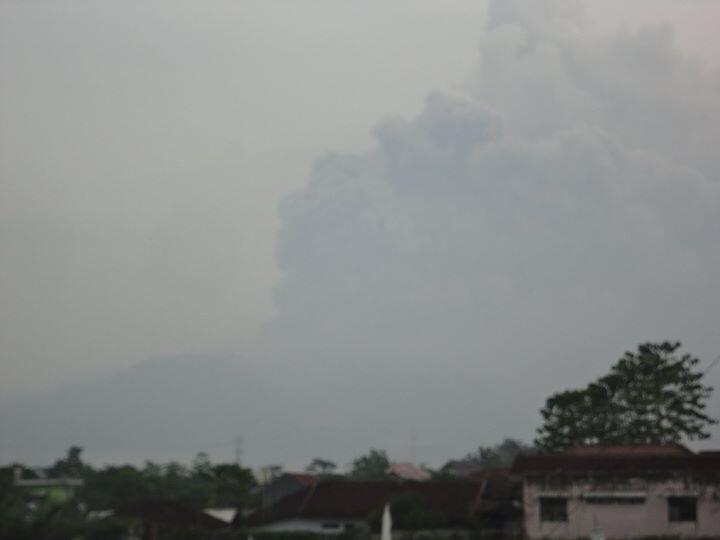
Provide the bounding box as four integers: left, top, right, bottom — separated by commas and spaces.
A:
0, 349, 505, 470
0, 352, 277, 466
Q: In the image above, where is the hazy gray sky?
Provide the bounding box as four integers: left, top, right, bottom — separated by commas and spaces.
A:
2, 0, 720, 467
1, 0, 495, 398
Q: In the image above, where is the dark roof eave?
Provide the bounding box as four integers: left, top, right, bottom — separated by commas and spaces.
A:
512, 454, 720, 475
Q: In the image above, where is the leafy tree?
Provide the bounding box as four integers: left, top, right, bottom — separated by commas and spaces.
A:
0, 466, 31, 540
211, 463, 257, 507
2, 462, 90, 540
536, 341, 717, 452
81, 465, 149, 509
349, 449, 390, 480
305, 458, 337, 475
467, 438, 536, 469
48, 445, 89, 478
369, 492, 448, 532
6, 448, 258, 537
191, 452, 213, 478
79, 454, 256, 510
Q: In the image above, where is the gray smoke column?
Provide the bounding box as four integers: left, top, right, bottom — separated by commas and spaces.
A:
254, 0, 720, 463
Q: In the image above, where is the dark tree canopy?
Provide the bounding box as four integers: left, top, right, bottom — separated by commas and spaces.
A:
369, 492, 448, 531
2, 448, 259, 540
349, 449, 390, 480
305, 458, 337, 475
467, 438, 536, 469
48, 445, 89, 478
536, 341, 717, 452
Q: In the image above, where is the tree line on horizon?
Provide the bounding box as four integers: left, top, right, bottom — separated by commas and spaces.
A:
1, 341, 715, 539
308, 341, 717, 475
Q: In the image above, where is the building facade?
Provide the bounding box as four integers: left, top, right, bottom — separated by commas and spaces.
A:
513, 446, 720, 540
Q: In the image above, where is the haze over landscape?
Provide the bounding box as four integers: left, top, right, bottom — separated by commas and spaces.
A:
1, 0, 720, 470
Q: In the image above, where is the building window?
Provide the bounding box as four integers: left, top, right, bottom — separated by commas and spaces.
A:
668, 497, 697, 522
540, 497, 568, 522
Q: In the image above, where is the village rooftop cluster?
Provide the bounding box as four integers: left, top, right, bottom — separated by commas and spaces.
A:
7, 443, 720, 540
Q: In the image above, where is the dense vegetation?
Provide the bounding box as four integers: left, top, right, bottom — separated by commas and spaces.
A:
2, 341, 715, 539
536, 342, 716, 451
0, 447, 256, 540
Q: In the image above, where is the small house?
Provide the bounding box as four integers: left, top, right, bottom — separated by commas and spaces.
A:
512, 445, 720, 539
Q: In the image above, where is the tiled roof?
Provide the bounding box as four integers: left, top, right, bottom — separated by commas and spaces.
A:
467, 468, 511, 482
386, 463, 431, 481
441, 459, 485, 476
513, 447, 720, 474
564, 444, 692, 456
285, 472, 317, 486
247, 480, 482, 526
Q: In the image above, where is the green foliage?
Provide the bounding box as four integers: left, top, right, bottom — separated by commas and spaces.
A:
536, 341, 717, 452
78, 518, 130, 540
0, 467, 32, 540
81, 465, 148, 509
48, 445, 90, 478
0, 463, 94, 540
80, 455, 257, 509
368, 492, 449, 532
212, 463, 257, 507
349, 449, 390, 480
305, 457, 337, 475
0, 480, 87, 540
3, 447, 259, 539
467, 438, 535, 469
